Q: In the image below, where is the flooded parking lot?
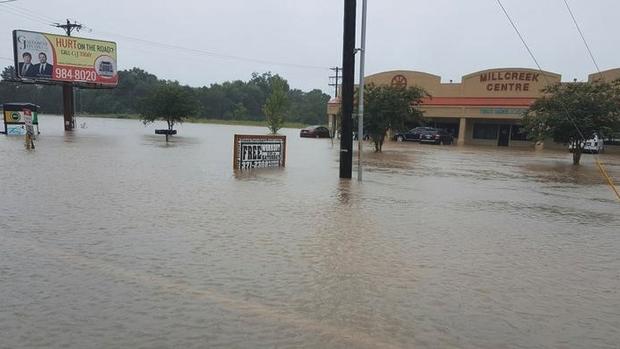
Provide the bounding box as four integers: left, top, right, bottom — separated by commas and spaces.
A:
1, 116, 619, 349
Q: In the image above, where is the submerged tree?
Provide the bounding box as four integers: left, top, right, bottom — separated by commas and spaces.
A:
523, 80, 620, 165
139, 82, 197, 140
363, 84, 427, 152
263, 77, 289, 134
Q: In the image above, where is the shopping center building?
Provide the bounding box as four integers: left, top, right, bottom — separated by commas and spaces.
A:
327, 67, 620, 147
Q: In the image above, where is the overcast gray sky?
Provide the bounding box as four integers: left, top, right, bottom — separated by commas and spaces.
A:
1, 0, 618, 94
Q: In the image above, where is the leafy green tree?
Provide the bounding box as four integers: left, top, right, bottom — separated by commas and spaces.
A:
139, 82, 197, 139
523, 80, 620, 165
263, 78, 289, 134
231, 102, 248, 120
363, 84, 427, 152
1, 65, 331, 126
1, 65, 16, 80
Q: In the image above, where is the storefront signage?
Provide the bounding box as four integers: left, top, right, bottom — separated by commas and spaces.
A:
3, 104, 38, 125
480, 108, 528, 115
480, 71, 540, 92
233, 134, 286, 169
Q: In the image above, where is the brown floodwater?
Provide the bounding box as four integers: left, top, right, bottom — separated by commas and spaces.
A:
1, 116, 619, 349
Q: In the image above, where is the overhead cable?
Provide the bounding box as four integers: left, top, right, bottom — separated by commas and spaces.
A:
562, 0, 603, 79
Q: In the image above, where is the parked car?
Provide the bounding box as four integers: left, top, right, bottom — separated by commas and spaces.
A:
419, 129, 454, 145
300, 125, 331, 138
568, 134, 605, 153
393, 127, 438, 142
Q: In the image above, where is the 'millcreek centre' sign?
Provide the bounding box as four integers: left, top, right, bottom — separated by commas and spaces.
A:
480, 71, 541, 92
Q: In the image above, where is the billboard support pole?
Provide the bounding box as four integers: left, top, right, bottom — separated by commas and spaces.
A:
340, 0, 356, 179
62, 83, 74, 131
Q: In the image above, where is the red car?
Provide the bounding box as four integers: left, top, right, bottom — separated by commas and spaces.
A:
300, 125, 331, 138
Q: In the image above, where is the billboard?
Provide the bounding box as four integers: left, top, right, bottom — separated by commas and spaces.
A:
13, 30, 117, 86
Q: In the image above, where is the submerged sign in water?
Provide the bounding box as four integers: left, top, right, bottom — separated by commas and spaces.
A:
233, 135, 287, 169
13, 30, 118, 86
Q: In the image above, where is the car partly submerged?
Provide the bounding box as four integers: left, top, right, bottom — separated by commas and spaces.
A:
300, 125, 331, 138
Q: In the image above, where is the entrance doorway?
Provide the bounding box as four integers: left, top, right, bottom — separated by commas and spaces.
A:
498, 125, 510, 146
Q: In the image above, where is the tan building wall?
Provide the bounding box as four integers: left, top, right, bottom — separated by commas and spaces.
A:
588, 68, 620, 82
328, 67, 617, 147
361, 68, 561, 146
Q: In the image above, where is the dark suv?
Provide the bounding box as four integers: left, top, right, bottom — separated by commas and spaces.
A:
393, 127, 437, 142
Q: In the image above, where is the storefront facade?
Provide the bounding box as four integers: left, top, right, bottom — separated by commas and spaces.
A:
364, 68, 563, 146
326, 67, 620, 147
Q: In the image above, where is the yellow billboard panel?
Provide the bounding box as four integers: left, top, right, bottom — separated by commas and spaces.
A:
13, 30, 118, 86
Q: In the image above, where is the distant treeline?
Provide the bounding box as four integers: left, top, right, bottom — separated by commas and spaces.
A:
0, 66, 331, 125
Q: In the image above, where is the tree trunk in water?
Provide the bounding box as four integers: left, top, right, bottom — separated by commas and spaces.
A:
573, 147, 582, 165
373, 134, 385, 152
166, 119, 173, 143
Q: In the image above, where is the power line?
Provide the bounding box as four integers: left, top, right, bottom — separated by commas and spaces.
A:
0, 5, 54, 25
495, 0, 586, 141
0, 3, 330, 72
562, 0, 603, 79
1, 4, 332, 74
4, 2, 59, 23
495, 0, 546, 79
94, 27, 330, 71
496, 0, 620, 201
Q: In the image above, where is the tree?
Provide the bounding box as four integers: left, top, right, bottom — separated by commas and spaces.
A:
363, 84, 427, 152
1, 66, 17, 80
0, 65, 331, 125
263, 77, 289, 134
139, 82, 197, 140
231, 102, 248, 120
523, 80, 620, 165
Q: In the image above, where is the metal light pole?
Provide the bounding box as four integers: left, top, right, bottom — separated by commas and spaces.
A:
340, 0, 356, 179
357, 0, 367, 181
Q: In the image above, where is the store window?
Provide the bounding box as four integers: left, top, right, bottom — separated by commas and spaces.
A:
510, 125, 528, 141
473, 123, 498, 140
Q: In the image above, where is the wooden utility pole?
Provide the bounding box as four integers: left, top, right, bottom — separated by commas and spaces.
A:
329, 67, 341, 98
340, 0, 356, 179
54, 20, 82, 131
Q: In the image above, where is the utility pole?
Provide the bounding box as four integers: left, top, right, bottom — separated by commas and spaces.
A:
357, 0, 368, 181
54, 19, 82, 131
329, 67, 341, 98
340, 0, 356, 179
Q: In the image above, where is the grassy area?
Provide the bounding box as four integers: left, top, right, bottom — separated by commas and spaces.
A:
186, 118, 307, 129
76, 114, 308, 128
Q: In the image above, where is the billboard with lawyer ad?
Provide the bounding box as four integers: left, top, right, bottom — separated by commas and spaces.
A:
13, 30, 118, 86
